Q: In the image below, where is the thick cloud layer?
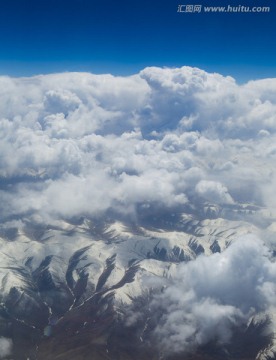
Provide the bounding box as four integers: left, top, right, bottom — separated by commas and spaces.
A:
0, 67, 275, 221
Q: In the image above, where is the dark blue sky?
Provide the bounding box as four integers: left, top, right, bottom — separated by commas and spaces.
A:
0, 0, 275, 82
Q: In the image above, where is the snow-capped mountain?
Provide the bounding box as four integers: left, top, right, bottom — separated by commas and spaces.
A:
0, 200, 275, 359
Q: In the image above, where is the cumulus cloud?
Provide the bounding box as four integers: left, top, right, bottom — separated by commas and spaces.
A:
0, 337, 12, 358
195, 180, 235, 205
0, 66, 275, 221
133, 236, 276, 355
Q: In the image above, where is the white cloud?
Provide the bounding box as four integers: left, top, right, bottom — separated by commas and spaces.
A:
0, 337, 12, 358
195, 180, 235, 205
44, 89, 82, 115
139, 236, 276, 354
0, 66, 275, 220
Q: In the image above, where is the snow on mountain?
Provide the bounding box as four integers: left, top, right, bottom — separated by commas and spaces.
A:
0, 203, 274, 359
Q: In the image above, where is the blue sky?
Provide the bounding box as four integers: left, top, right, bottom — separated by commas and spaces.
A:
0, 0, 275, 82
